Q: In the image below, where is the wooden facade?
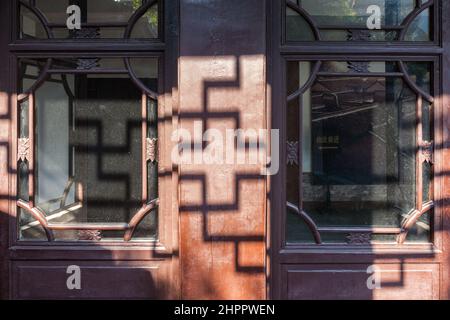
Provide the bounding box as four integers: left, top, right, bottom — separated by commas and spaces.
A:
0, 0, 449, 299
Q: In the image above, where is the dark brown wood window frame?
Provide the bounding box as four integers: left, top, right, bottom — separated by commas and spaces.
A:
9, 0, 177, 248
283, 55, 439, 246
271, 0, 444, 250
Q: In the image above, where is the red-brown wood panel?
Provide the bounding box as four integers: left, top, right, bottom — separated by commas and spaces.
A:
282, 263, 439, 300
178, 0, 268, 299
11, 260, 171, 300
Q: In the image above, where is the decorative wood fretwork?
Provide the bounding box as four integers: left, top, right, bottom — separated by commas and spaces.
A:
146, 138, 158, 162
286, 141, 299, 165
18, 138, 30, 161
78, 230, 102, 241
76, 58, 100, 70
347, 61, 370, 73
347, 29, 371, 41
421, 141, 433, 164
346, 232, 371, 245
72, 27, 100, 39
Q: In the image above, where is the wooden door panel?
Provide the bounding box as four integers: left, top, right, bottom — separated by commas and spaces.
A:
271, 0, 449, 300
0, 0, 180, 300
282, 263, 439, 300
11, 260, 171, 299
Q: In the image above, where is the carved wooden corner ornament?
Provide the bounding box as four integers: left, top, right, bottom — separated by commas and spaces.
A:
146, 137, 158, 163
18, 138, 30, 161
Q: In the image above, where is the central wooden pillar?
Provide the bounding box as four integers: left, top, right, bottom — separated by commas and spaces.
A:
178, 0, 268, 299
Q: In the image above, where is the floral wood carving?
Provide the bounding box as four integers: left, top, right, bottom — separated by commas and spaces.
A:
73, 27, 100, 39
421, 141, 433, 164
347, 29, 371, 41
78, 230, 102, 241
18, 138, 30, 161
146, 138, 158, 162
347, 61, 370, 73
287, 141, 299, 166
346, 232, 371, 244
77, 58, 100, 70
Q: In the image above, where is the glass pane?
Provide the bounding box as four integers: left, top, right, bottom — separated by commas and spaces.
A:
422, 101, 432, 142
20, 5, 47, 39
50, 57, 126, 71
27, 0, 159, 39
285, 0, 431, 42
319, 61, 398, 73
301, 0, 414, 26
19, 100, 29, 138
20, 59, 50, 93
18, 161, 29, 202
405, 61, 432, 95
35, 0, 69, 23
422, 161, 432, 203
130, 3, 159, 38
286, 61, 433, 243
286, 7, 315, 41
18, 59, 159, 241
404, 9, 431, 41
129, 58, 159, 89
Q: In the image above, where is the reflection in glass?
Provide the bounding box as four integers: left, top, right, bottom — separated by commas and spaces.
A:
20, 5, 47, 39
404, 9, 431, 41
128, 58, 159, 93
35, 0, 69, 23
19, 59, 159, 241
286, 7, 315, 41
286, 61, 433, 244
423, 161, 432, 203
405, 61, 432, 95
286, 0, 431, 42
319, 61, 398, 74
26, 0, 159, 39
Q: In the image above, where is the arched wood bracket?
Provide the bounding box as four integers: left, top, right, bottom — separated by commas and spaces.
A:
17, 198, 159, 242
398, 61, 434, 103
124, 58, 159, 99
19, 0, 52, 38
17, 200, 55, 241
286, 200, 434, 245
397, 201, 434, 244
285, 0, 321, 41
124, 0, 159, 39
287, 202, 322, 244
17, 58, 52, 103
398, 0, 434, 41
287, 61, 321, 102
